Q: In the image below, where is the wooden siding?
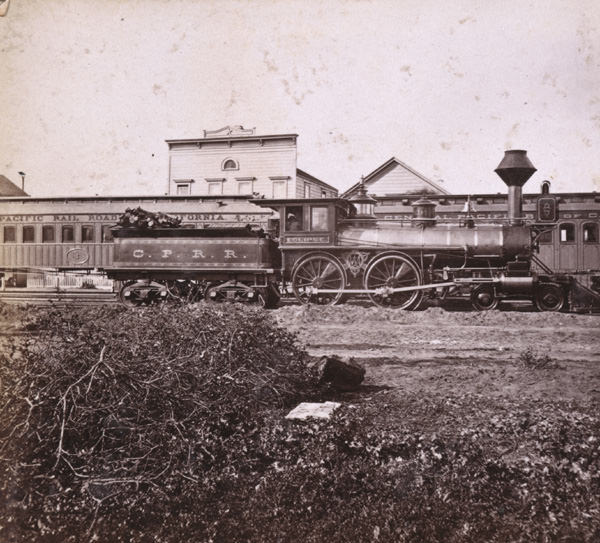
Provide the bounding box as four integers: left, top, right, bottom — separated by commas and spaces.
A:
368, 163, 445, 195
169, 139, 297, 197
1, 243, 114, 269
296, 172, 338, 199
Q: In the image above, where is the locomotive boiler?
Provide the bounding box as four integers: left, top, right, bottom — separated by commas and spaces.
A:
105, 150, 570, 311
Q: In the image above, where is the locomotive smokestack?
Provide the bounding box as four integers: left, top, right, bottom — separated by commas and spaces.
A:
494, 150, 536, 226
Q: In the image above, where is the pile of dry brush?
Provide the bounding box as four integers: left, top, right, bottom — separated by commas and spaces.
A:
116, 207, 182, 229
0, 304, 317, 541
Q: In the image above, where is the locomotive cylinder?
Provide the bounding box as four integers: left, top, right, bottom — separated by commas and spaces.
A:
498, 275, 535, 293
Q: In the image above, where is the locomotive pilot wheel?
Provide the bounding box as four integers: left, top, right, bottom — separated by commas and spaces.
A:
291, 253, 345, 305
363, 254, 422, 309
470, 284, 499, 311
534, 283, 565, 312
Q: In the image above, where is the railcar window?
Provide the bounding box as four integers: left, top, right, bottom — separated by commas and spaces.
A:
62, 225, 74, 243
42, 225, 55, 243
583, 223, 598, 243
559, 223, 575, 243
311, 206, 329, 231
22, 226, 35, 243
3, 226, 16, 243
101, 225, 114, 243
82, 225, 94, 243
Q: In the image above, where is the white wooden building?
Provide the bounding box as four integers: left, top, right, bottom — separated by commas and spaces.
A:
342, 157, 448, 199
166, 125, 337, 199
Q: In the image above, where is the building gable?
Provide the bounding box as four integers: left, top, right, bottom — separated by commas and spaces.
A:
343, 157, 448, 198
0, 175, 29, 197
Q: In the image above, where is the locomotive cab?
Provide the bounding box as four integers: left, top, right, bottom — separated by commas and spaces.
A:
251, 197, 353, 248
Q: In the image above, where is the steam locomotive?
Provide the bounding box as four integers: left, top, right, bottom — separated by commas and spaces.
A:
106, 150, 578, 312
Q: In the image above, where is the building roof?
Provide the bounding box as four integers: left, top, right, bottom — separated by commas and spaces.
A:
166, 125, 298, 146
0, 175, 29, 197
296, 168, 339, 194
342, 157, 449, 198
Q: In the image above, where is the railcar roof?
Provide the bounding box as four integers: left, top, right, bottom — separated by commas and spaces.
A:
250, 197, 353, 210
0, 194, 253, 202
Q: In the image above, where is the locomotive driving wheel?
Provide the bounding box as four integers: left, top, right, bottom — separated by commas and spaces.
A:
470, 284, 499, 311
534, 283, 565, 312
363, 254, 422, 309
291, 253, 345, 305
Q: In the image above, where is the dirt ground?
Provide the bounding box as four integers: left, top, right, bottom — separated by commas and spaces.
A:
273, 305, 600, 403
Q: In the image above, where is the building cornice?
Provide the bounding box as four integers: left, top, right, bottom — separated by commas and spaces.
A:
166, 134, 298, 146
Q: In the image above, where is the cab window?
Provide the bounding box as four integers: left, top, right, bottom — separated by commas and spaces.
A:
285, 206, 304, 231
311, 206, 329, 231
583, 223, 598, 243
559, 223, 575, 243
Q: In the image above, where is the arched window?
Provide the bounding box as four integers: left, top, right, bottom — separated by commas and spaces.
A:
559, 223, 575, 243
583, 222, 598, 243
222, 158, 238, 171
541, 180, 551, 194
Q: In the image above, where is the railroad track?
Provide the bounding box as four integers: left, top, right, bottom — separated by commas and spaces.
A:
0, 289, 118, 306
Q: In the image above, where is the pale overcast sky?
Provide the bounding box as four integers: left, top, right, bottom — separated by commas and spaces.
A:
1, 0, 599, 197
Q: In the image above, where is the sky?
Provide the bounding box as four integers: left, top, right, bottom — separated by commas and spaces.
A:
1, 0, 599, 197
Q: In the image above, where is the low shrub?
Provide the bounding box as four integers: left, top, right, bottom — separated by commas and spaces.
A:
0, 304, 317, 541
518, 346, 558, 369
1, 305, 598, 542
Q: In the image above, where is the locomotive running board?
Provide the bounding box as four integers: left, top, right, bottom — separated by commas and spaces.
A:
308, 281, 457, 295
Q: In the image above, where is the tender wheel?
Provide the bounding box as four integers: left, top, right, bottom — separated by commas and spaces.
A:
165, 280, 203, 303
534, 284, 565, 312
291, 254, 345, 305
119, 280, 166, 306
364, 254, 422, 309
470, 284, 499, 311
258, 283, 280, 309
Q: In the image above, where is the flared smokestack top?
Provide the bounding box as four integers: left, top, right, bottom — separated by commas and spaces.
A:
495, 150, 536, 226
494, 150, 536, 187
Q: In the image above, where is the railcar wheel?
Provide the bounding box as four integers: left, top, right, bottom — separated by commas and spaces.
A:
165, 280, 203, 303
258, 283, 280, 309
364, 254, 422, 309
119, 280, 166, 306
291, 254, 345, 305
470, 284, 499, 311
534, 284, 565, 312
